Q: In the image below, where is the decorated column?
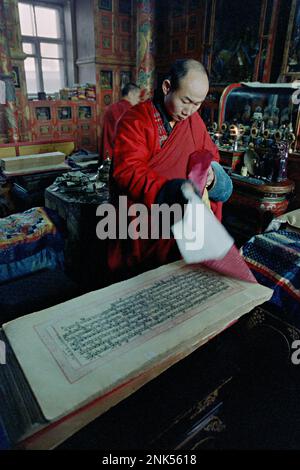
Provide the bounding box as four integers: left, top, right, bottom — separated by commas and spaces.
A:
0, 0, 20, 142
5, 0, 30, 141
136, 0, 155, 96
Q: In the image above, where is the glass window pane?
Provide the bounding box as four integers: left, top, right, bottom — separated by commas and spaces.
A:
40, 43, 62, 58
35, 6, 61, 38
42, 59, 64, 93
18, 3, 36, 36
22, 42, 34, 55
24, 57, 38, 94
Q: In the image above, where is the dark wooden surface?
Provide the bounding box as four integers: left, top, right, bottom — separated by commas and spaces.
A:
288, 152, 300, 210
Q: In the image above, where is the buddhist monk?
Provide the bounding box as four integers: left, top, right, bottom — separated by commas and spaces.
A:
100, 82, 141, 160
108, 59, 233, 279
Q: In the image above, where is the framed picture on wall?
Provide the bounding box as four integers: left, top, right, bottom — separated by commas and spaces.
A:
281, 0, 300, 79
120, 71, 131, 90
103, 94, 112, 105
121, 38, 130, 52
36, 107, 51, 120
57, 106, 72, 120
208, 0, 262, 84
98, 0, 112, 11
102, 37, 111, 49
12, 66, 20, 88
100, 71, 113, 89
101, 15, 111, 30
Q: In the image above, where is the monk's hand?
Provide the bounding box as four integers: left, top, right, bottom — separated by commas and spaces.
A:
206, 165, 215, 189
155, 179, 202, 228
156, 179, 201, 207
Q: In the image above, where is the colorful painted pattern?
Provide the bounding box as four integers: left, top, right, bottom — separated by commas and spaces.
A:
0, 0, 29, 143
0, 207, 64, 282
136, 0, 155, 94
151, 101, 168, 147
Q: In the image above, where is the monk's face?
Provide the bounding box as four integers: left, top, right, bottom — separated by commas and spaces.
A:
162, 70, 209, 122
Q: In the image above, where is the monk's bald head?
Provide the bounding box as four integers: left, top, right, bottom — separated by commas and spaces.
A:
162, 59, 209, 122
167, 59, 208, 92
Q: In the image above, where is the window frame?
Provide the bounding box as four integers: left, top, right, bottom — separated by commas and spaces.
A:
19, 0, 68, 97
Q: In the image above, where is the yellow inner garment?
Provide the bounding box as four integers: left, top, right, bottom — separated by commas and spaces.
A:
202, 187, 211, 209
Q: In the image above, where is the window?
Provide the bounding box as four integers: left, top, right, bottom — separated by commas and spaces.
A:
18, 2, 66, 95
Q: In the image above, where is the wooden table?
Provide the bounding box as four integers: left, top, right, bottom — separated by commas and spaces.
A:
45, 182, 110, 291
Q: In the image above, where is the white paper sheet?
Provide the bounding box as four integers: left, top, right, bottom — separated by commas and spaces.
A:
172, 192, 234, 263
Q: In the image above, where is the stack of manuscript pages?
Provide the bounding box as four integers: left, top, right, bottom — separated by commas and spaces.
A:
0, 152, 70, 176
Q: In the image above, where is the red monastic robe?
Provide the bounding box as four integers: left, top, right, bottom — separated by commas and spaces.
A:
100, 99, 132, 159
108, 100, 222, 277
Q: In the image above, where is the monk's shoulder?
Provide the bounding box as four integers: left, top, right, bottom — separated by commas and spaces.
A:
190, 111, 207, 130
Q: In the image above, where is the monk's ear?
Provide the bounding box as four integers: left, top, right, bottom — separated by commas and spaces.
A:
162, 79, 171, 96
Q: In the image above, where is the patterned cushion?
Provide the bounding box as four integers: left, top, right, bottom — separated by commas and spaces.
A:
0, 207, 64, 283
242, 230, 300, 324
